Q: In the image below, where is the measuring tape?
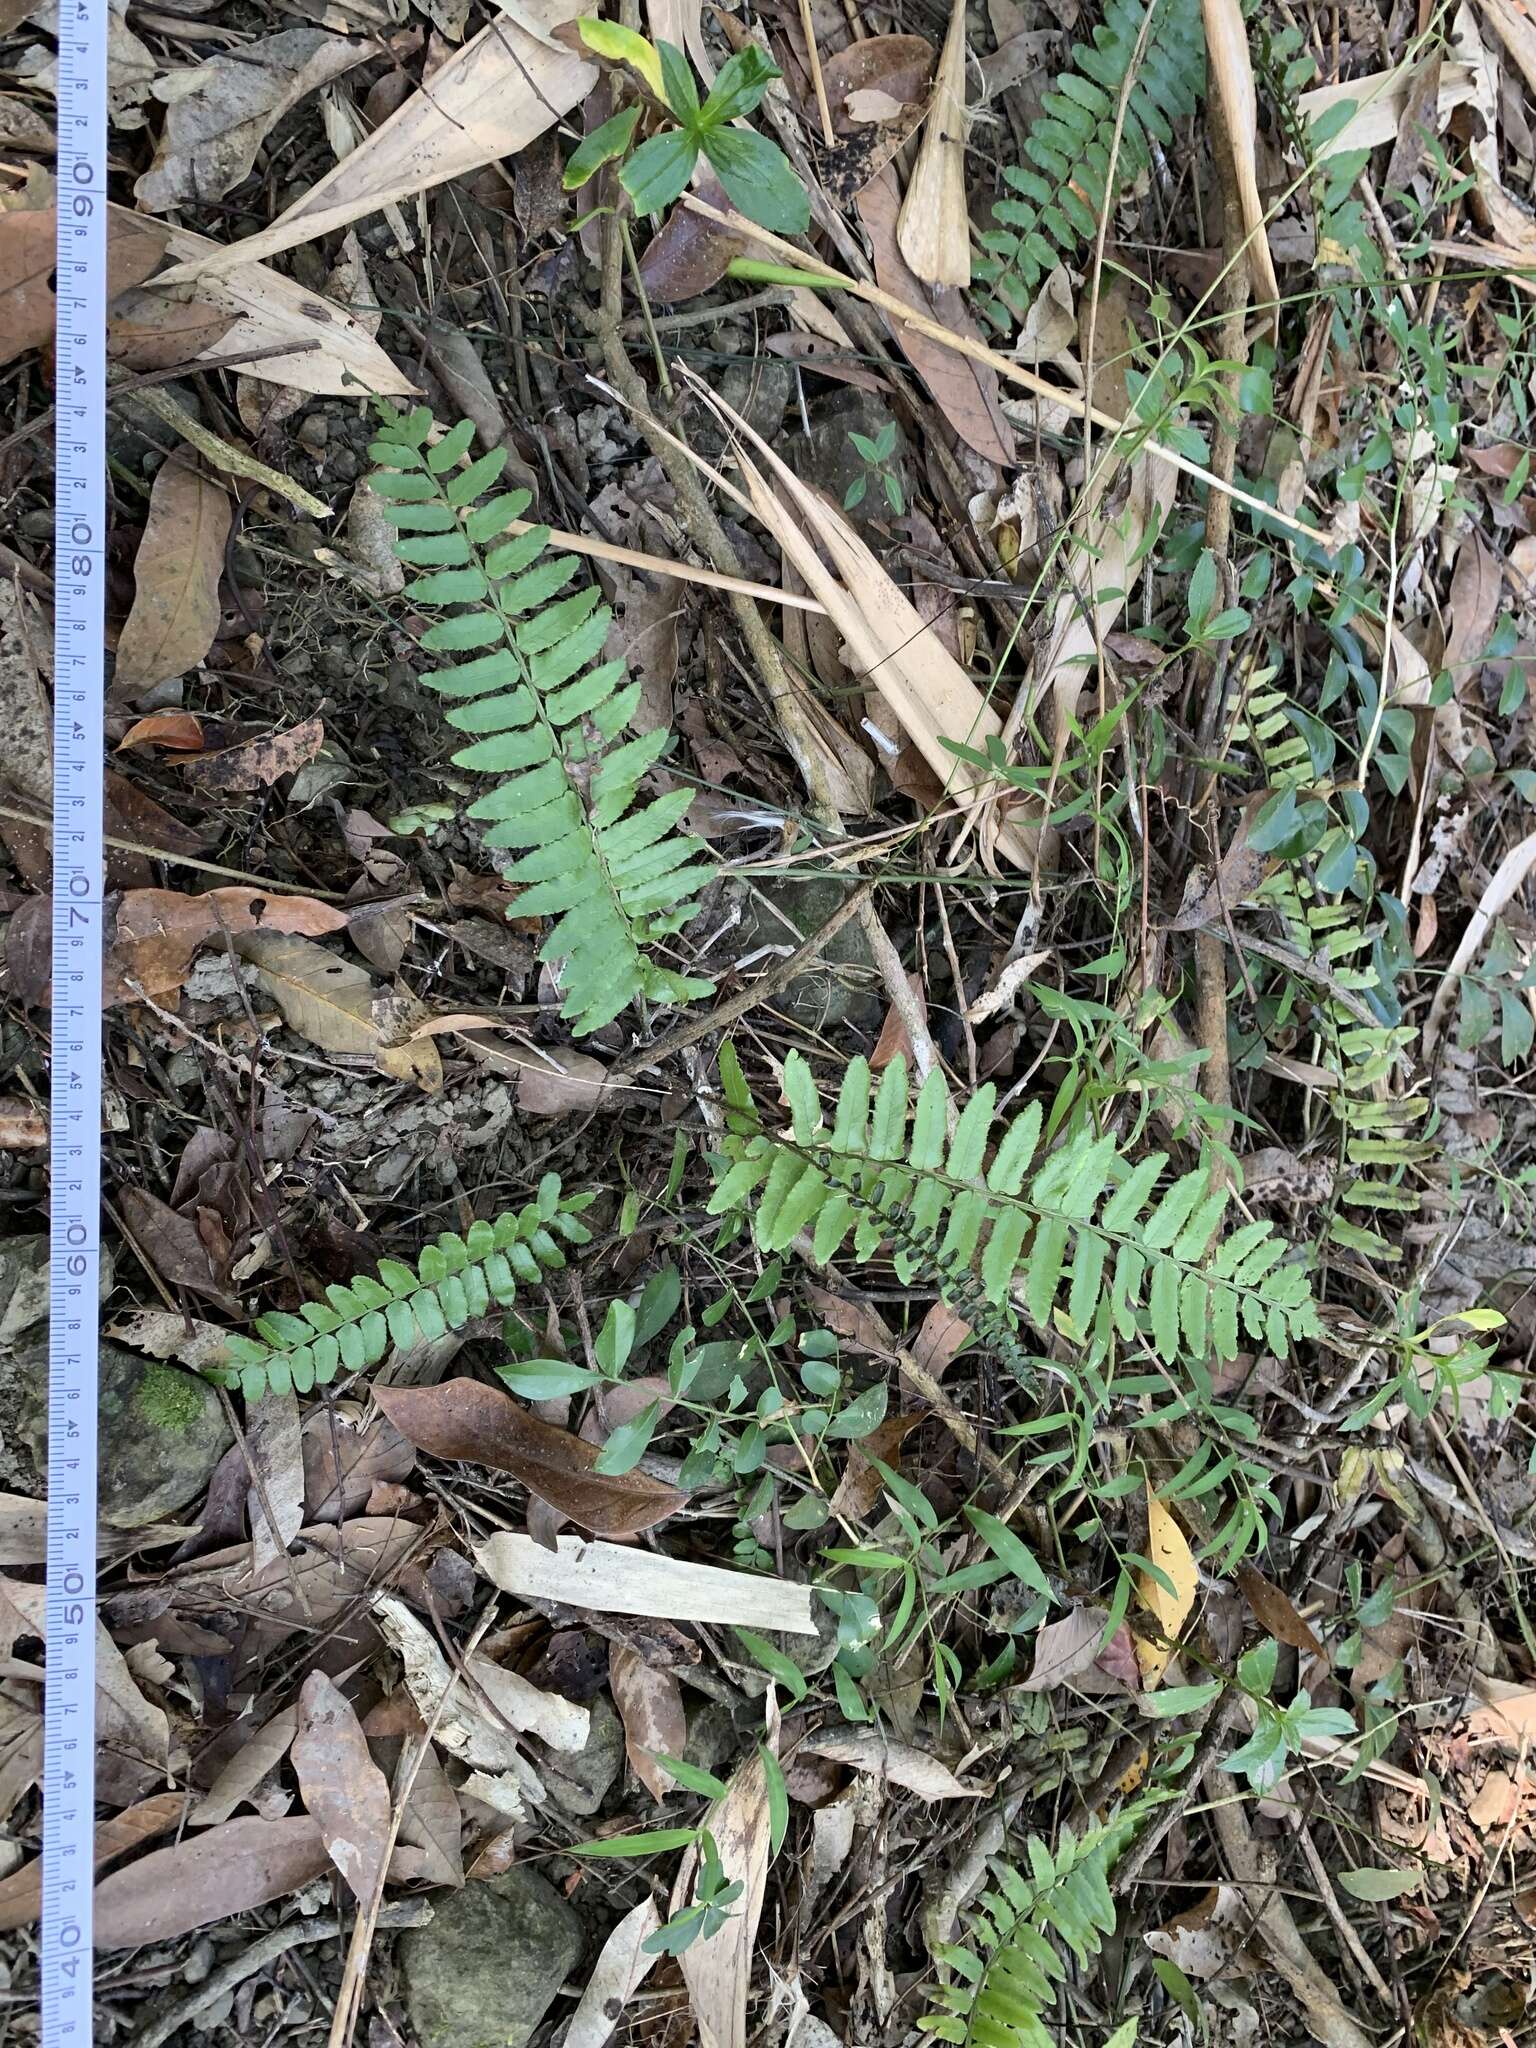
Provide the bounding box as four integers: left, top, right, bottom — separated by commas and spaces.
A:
43, 0, 107, 2037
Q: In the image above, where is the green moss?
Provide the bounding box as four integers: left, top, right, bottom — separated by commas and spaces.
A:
135, 1360, 206, 1435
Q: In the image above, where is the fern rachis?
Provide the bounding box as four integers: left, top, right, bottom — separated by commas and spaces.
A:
206, 1175, 593, 1401
369, 407, 714, 1034
708, 1045, 1321, 1370
977, 0, 1206, 329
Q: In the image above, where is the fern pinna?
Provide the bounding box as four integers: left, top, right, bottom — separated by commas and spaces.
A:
977, 0, 1206, 329
369, 407, 714, 1034
206, 1177, 593, 1400
708, 1046, 1320, 1368
923, 1827, 1123, 2048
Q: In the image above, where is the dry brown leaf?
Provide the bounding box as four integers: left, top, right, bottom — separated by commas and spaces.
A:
1136, 1487, 1198, 1687
193, 1708, 298, 1824
1168, 794, 1276, 931
107, 885, 349, 1005
119, 1186, 238, 1313
1479, 0, 1536, 97
108, 293, 238, 375
187, 716, 325, 792
896, 0, 970, 287
233, 928, 441, 1090
245, 1387, 306, 1576
673, 1747, 774, 2048
373, 1380, 685, 1538
93, 1816, 333, 1948
117, 710, 206, 753
136, 29, 371, 212
684, 374, 1029, 863
609, 1642, 687, 1801
563, 1896, 664, 2048
1019, 1605, 1110, 1691
113, 456, 232, 692
798, 1727, 980, 1800
1201, 0, 1279, 305
155, 0, 595, 281
302, 1403, 415, 1523
474, 1533, 816, 1633
292, 1670, 392, 1905
857, 170, 1012, 467
639, 172, 747, 302
395, 1737, 464, 1888
0, 1791, 193, 1935
1235, 1563, 1323, 1657
0, 204, 165, 369
1442, 529, 1502, 685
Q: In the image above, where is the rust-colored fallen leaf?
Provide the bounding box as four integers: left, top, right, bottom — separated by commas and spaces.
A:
117, 711, 207, 754
93, 1815, 332, 1948
372, 1380, 684, 1538
609, 1642, 687, 1802
187, 716, 325, 793
639, 173, 747, 303
857, 170, 1012, 466
1235, 1563, 1323, 1658
0, 1791, 192, 1934
0, 206, 165, 370
292, 1670, 392, 1905
107, 885, 349, 1004
113, 455, 233, 692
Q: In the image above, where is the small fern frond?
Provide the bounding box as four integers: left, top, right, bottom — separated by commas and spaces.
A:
708, 1046, 1321, 1367
977, 0, 1206, 328
922, 1826, 1124, 2047
370, 406, 714, 1034
207, 1175, 594, 1401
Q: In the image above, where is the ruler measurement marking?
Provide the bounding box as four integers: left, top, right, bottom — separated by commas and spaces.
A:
44, 0, 106, 2040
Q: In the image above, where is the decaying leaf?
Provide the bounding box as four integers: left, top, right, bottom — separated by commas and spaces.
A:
798, 1727, 980, 1800
896, 0, 970, 288
187, 717, 325, 793
395, 1737, 464, 1888
112, 456, 232, 692
1019, 1604, 1111, 1691
563, 1896, 664, 2048
292, 1670, 392, 1905
473, 1532, 816, 1633
106, 886, 349, 1006
136, 30, 371, 213
93, 1817, 332, 1948
155, 0, 596, 280
373, 1381, 685, 1538
673, 1747, 775, 2048
609, 1642, 687, 1801
232, 928, 442, 1091
0, 1792, 192, 1934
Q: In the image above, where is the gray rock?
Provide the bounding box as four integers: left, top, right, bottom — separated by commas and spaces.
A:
542, 1692, 624, 1819
731, 874, 881, 1035
17, 1341, 230, 1528
399, 1868, 583, 2048
684, 1701, 744, 1784
784, 389, 911, 538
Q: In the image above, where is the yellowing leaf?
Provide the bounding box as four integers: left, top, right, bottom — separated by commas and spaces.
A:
1135, 1488, 1197, 1687
578, 16, 665, 97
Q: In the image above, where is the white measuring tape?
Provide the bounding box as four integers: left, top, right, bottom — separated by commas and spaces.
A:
44, 0, 107, 2037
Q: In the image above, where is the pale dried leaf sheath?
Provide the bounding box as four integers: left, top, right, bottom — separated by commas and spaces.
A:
1202, 0, 1280, 305
474, 1533, 817, 1634
154, 0, 596, 281
897, 0, 971, 287
673, 1748, 774, 2048
681, 374, 1033, 866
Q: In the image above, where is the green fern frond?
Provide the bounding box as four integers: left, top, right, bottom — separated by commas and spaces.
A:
977, 0, 1206, 329
369, 406, 715, 1034
707, 1046, 1321, 1368
206, 1175, 594, 1401
922, 1826, 1124, 2047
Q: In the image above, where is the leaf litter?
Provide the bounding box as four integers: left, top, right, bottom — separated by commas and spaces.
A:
9, 0, 1536, 2041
